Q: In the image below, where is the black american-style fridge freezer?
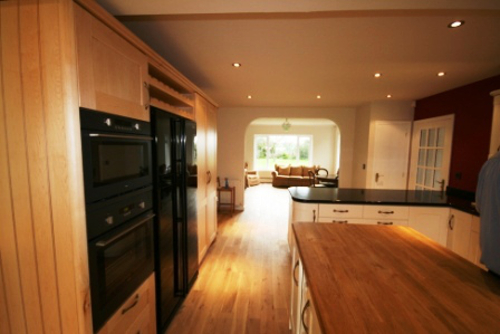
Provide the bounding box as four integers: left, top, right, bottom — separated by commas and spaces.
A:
151, 106, 199, 332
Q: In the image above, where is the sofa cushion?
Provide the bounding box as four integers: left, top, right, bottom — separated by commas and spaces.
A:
290, 166, 303, 176
277, 165, 290, 175
302, 165, 316, 177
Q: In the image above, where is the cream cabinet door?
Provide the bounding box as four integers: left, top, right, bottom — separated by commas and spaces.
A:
75, 5, 149, 121
290, 241, 302, 334
447, 209, 472, 260
408, 207, 450, 246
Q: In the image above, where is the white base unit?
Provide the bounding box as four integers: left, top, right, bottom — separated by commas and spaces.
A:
408, 207, 450, 247
447, 209, 472, 259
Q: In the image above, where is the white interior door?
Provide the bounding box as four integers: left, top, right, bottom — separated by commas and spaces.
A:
370, 121, 411, 189
409, 115, 454, 191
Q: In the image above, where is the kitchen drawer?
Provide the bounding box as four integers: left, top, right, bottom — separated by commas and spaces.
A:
98, 273, 156, 334
363, 219, 408, 226
363, 205, 409, 220
318, 217, 365, 225
319, 204, 363, 218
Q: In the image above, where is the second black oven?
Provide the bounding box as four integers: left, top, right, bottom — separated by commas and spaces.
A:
80, 108, 153, 204
86, 185, 155, 332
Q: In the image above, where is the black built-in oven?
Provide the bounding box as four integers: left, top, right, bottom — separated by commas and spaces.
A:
87, 208, 155, 332
80, 108, 153, 204
80, 108, 155, 332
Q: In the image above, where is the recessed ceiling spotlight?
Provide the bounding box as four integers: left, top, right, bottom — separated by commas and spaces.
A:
374, 73, 382, 78
448, 20, 464, 28
316, 95, 321, 99
247, 95, 252, 99
386, 94, 392, 99
437, 72, 446, 77
232, 62, 242, 68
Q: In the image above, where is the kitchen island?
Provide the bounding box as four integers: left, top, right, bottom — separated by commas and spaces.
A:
287, 187, 483, 267
290, 223, 500, 334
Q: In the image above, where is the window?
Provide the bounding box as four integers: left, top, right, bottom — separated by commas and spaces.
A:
254, 135, 312, 170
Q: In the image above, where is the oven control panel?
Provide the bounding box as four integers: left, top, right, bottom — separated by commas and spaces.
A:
86, 186, 153, 240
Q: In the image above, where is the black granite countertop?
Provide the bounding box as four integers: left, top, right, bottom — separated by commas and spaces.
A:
288, 187, 479, 216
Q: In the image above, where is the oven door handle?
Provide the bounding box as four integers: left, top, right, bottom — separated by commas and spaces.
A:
89, 133, 153, 141
96, 213, 155, 248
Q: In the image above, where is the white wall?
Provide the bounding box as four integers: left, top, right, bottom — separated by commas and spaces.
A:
217, 107, 356, 209
351, 103, 371, 188
244, 122, 338, 181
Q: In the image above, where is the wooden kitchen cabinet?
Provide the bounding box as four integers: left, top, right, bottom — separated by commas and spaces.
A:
97, 274, 156, 334
195, 93, 218, 261
75, 5, 150, 121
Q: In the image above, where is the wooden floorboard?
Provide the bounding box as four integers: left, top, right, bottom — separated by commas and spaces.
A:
165, 184, 291, 334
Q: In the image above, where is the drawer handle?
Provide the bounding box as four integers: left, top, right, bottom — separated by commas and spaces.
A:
377, 221, 393, 226
293, 260, 300, 286
301, 299, 311, 333
332, 220, 348, 224
333, 209, 349, 213
378, 210, 394, 214
122, 294, 140, 315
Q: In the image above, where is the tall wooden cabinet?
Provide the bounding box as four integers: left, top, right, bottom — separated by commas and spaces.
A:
75, 4, 150, 121
1, 0, 218, 333
196, 94, 218, 261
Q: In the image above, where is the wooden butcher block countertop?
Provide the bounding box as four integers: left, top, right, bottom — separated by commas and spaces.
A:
292, 223, 500, 334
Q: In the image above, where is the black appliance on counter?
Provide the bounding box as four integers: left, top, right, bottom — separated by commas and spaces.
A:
80, 108, 155, 332
151, 106, 199, 332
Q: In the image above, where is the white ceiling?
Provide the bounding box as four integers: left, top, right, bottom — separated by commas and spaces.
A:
96, 0, 500, 108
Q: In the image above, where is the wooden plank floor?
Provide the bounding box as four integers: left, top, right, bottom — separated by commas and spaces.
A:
165, 184, 292, 334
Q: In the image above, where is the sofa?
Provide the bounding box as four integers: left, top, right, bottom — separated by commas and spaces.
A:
271, 164, 318, 187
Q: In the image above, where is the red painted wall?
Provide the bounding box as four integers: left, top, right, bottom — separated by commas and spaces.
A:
414, 75, 500, 192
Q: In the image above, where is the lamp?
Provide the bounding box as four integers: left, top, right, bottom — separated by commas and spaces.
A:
282, 118, 291, 131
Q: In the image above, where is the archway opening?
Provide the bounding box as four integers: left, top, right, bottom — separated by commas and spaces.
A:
243, 117, 341, 184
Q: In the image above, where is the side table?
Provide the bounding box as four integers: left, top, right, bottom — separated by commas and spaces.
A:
217, 186, 235, 214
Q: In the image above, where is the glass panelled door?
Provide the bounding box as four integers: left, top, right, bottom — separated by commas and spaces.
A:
409, 115, 454, 191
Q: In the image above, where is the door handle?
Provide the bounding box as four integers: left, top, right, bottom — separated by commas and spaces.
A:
301, 300, 311, 333
375, 173, 380, 182
206, 171, 211, 184
292, 260, 300, 286
435, 179, 445, 192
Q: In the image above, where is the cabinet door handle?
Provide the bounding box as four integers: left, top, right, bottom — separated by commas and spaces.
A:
293, 260, 300, 286
332, 220, 348, 224
122, 294, 139, 315
377, 221, 393, 226
301, 299, 311, 333
378, 210, 394, 214
448, 214, 455, 231
312, 209, 316, 223
333, 209, 348, 213
206, 171, 211, 184
375, 172, 380, 182
143, 81, 150, 110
